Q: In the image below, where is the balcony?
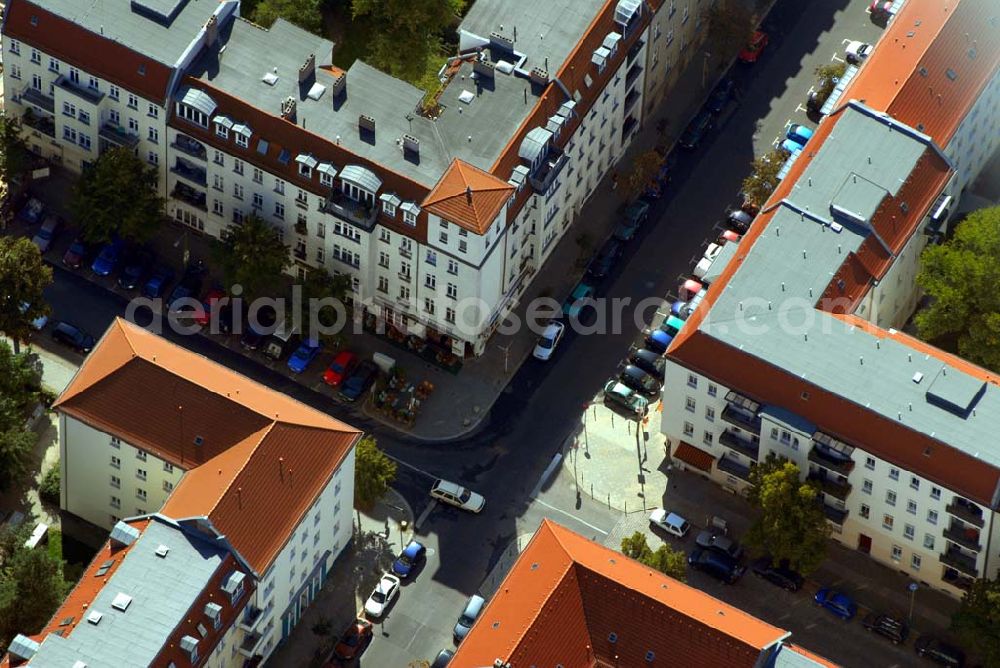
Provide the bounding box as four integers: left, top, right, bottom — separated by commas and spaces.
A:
319, 190, 378, 229
717, 454, 752, 482
22, 110, 55, 138
98, 122, 139, 149
529, 148, 568, 194
718, 429, 759, 460
293, 247, 307, 261
807, 443, 855, 477
20, 87, 55, 115
946, 499, 985, 528
623, 88, 641, 115
625, 61, 643, 89
944, 521, 982, 552
621, 115, 639, 142
942, 567, 974, 592
822, 504, 849, 526
171, 183, 207, 211
626, 39, 645, 65
55, 75, 104, 105
170, 159, 207, 187
237, 605, 263, 633
807, 471, 852, 501
171, 134, 207, 161
720, 405, 761, 434
940, 546, 979, 578
238, 630, 264, 658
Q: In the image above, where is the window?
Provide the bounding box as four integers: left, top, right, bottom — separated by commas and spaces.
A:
148, 127, 158, 143
136, 450, 147, 462
111, 456, 121, 469
923, 533, 935, 550
163, 462, 174, 474
31, 74, 41, 91
377, 277, 389, 293
703, 431, 713, 446
213, 199, 224, 216
458, 228, 468, 238
707, 384, 717, 397
383, 200, 397, 216
458, 240, 468, 253
445, 307, 456, 324
252, 193, 264, 209
882, 514, 894, 530
685, 397, 696, 412
446, 283, 457, 299
78, 110, 91, 126
148, 151, 158, 166
316, 248, 324, 264
906, 499, 917, 515
447, 259, 459, 275
320, 171, 333, 187
400, 261, 411, 279
128, 117, 139, 132
425, 274, 436, 290
439, 231, 448, 244
930, 486, 941, 500
109, 84, 120, 100
403, 209, 417, 226
111, 496, 121, 509
30, 48, 41, 64
147, 104, 158, 118
274, 202, 285, 219
49, 57, 60, 73
911, 554, 921, 570
163, 481, 174, 493
379, 229, 391, 243
232, 159, 244, 176
426, 250, 437, 266
235, 133, 248, 148
910, 476, 919, 491
683, 422, 694, 437
213, 150, 224, 165
297, 188, 308, 204
110, 437, 121, 449
128, 94, 139, 110
62, 101, 77, 118
316, 222, 325, 238
687, 374, 698, 389
378, 251, 390, 268
398, 285, 410, 301
886, 490, 896, 506
274, 178, 285, 195
252, 167, 263, 183
111, 475, 121, 489
136, 488, 147, 501
8, 39, 19, 55
136, 468, 147, 481
890, 545, 902, 561
862, 479, 873, 495
859, 503, 870, 519
705, 407, 715, 422
232, 183, 243, 199
424, 298, 435, 314
889, 467, 899, 481
904, 523, 915, 540
8, 64, 20, 80
865, 456, 876, 470
927, 509, 938, 525
298, 162, 312, 178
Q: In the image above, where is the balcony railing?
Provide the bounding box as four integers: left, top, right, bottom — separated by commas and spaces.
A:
625, 61, 643, 88
718, 429, 759, 460
822, 504, 849, 525
319, 190, 378, 229
20, 87, 55, 115
946, 500, 985, 528
98, 122, 139, 148
529, 149, 568, 194
171, 183, 207, 211
807, 471, 852, 501
171, 135, 207, 161
720, 405, 761, 434
942, 567, 974, 592
22, 111, 55, 138
237, 605, 263, 633
623, 88, 641, 115
944, 522, 982, 552
55, 75, 104, 105
170, 160, 207, 187
717, 454, 752, 482
238, 630, 264, 658
807, 443, 855, 476
940, 547, 979, 578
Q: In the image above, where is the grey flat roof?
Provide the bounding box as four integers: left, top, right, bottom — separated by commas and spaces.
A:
701, 242, 740, 285
760, 405, 816, 436
29, 519, 228, 666
33, 0, 219, 67
698, 102, 1000, 468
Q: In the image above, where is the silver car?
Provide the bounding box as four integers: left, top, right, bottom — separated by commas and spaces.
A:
31, 216, 61, 253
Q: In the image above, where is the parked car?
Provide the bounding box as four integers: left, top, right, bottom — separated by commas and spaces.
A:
806, 89, 826, 114
786, 123, 814, 146
603, 379, 649, 415
563, 282, 597, 318
862, 612, 909, 644
30, 215, 61, 253
869, 0, 894, 19
338, 360, 379, 402
648, 509, 690, 538
914, 635, 966, 667
323, 350, 358, 388
750, 557, 803, 592
688, 547, 745, 584
20, 302, 48, 331
17, 198, 45, 224
659, 315, 686, 339
363, 573, 400, 618
533, 321, 565, 361
643, 328, 673, 353
618, 364, 661, 397
453, 594, 486, 643
693, 242, 724, 280
264, 321, 299, 361
845, 40, 873, 64
615, 200, 650, 241
142, 265, 176, 299
430, 649, 455, 668
629, 348, 665, 379
91, 240, 124, 277
391, 540, 426, 579
738, 30, 769, 63
695, 529, 744, 560
62, 237, 90, 269
725, 209, 754, 234
51, 321, 95, 354
430, 479, 485, 513
814, 588, 858, 620
287, 338, 321, 373
707, 78, 736, 114
332, 619, 373, 661
586, 239, 624, 280
240, 306, 277, 351
117, 248, 154, 291
678, 111, 715, 150
719, 229, 742, 243
194, 288, 226, 327
167, 271, 203, 310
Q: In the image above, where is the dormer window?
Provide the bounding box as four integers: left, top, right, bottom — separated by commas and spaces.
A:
296, 153, 318, 178
317, 162, 337, 188
340, 165, 382, 206
380, 193, 401, 216
232, 124, 252, 149
179, 636, 198, 664
401, 202, 420, 227
221, 570, 246, 605
214, 115, 233, 139
518, 127, 553, 174
176, 88, 217, 129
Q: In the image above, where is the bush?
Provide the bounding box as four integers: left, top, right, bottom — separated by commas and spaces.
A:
38, 466, 60, 505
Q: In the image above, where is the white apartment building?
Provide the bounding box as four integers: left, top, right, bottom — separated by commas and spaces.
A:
643, 0, 711, 117
38, 318, 361, 663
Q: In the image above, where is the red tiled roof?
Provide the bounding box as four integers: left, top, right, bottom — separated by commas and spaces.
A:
4, 1, 174, 104
841, 0, 1000, 145
674, 441, 716, 472
453, 520, 791, 667
422, 159, 514, 233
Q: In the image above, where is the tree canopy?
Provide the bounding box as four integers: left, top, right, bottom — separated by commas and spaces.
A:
952, 576, 1000, 667
0, 342, 44, 491
814, 61, 847, 105
0, 113, 30, 188
215, 215, 290, 301
0, 523, 67, 651
740, 148, 785, 211
299, 267, 352, 344
354, 435, 397, 509
71, 147, 164, 244
0, 237, 52, 354
250, 0, 324, 34
915, 206, 1000, 372
620, 531, 687, 582
621, 150, 663, 201
744, 454, 830, 575
703, 0, 756, 55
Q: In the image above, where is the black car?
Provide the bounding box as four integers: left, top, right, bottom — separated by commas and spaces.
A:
430, 649, 455, 668
862, 613, 909, 645
750, 557, 803, 592
618, 364, 661, 397
725, 208, 754, 234
586, 240, 624, 280
52, 321, 96, 354
629, 348, 665, 379
688, 547, 745, 584
240, 306, 277, 350
914, 635, 965, 667
694, 529, 744, 560
117, 248, 154, 290
707, 79, 736, 114
339, 360, 379, 402
678, 111, 714, 150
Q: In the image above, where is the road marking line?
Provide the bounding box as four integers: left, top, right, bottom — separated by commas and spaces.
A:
414, 500, 437, 530
532, 498, 609, 535
531, 453, 564, 498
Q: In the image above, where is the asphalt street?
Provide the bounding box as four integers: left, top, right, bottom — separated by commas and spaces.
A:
33, 0, 895, 664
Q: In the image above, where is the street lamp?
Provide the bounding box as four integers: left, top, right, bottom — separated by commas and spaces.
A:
907, 582, 918, 622
702, 51, 713, 89
398, 519, 409, 548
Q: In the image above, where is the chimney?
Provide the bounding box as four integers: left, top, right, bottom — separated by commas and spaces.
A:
359, 114, 376, 134
489, 30, 514, 52
329, 68, 347, 97
402, 134, 420, 157
281, 96, 296, 122
473, 57, 495, 79
205, 15, 219, 46
465, 185, 472, 204
298, 53, 316, 84
278, 457, 285, 480
529, 66, 549, 86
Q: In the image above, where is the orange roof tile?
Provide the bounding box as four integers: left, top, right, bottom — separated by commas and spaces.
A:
453, 520, 790, 667
422, 159, 514, 234
55, 319, 361, 572
674, 441, 716, 472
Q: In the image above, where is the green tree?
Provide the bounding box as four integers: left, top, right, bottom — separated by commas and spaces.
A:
915, 206, 1000, 372
299, 267, 351, 346
0, 341, 44, 429
952, 577, 1000, 667
814, 61, 847, 106
0, 525, 67, 649
215, 215, 290, 301
0, 113, 30, 189
251, 0, 323, 34
621, 532, 687, 581
0, 428, 37, 494
621, 531, 654, 561
0, 237, 53, 354
354, 435, 397, 510
38, 466, 60, 505
622, 150, 663, 201
744, 454, 830, 575
740, 148, 785, 211
703, 0, 756, 55
71, 147, 164, 244
351, 0, 465, 83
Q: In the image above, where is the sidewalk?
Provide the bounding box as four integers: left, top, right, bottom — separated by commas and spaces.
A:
266, 488, 415, 667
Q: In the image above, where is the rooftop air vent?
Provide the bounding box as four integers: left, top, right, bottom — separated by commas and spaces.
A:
87, 610, 103, 625
111, 593, 133, 611
193, 435, 203, 446
262, 69, 278, 86
155, 544, 170, 558
458, 89, 475, 104
913, 372, 924, 384
307, 82, 327, 101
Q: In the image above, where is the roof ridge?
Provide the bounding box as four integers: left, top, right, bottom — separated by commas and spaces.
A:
201, 422, 278, 518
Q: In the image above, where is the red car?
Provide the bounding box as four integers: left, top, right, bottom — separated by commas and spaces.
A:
194, 288, 226, 327
738, 31, 769, 63
869, 0, 893, 17
323, 350, 358, 388
332, 619, 372, 661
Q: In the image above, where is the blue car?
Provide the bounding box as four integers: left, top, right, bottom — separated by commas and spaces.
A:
814, 588, 857, 620
391, 540, 426, 579
287, 339, 321, 373
644, 328, 673, 353
787, 123, 814, 146
563, 282, 596, 318
143, 266, 176, 299
91, 240, 123, 277
781, 137, 805, 154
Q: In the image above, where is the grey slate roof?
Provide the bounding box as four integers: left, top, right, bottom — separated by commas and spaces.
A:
697, 102, 1000, 470
28, 518, 229, 667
